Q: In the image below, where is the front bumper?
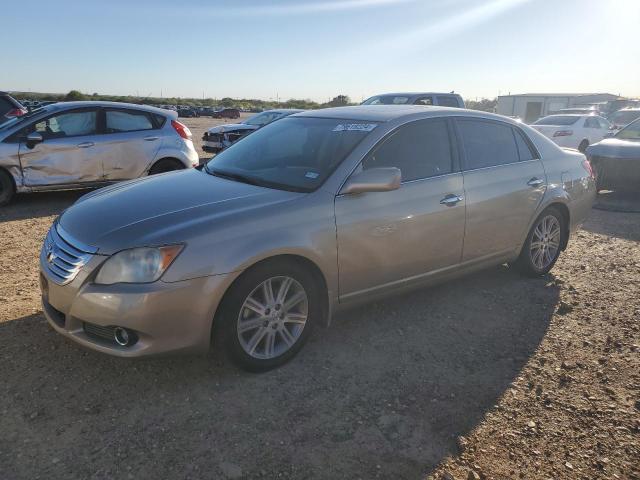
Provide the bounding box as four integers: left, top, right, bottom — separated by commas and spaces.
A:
40, 252, 237, 357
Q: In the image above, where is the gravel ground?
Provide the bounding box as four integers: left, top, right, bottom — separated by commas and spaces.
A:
0, 125, 638, 479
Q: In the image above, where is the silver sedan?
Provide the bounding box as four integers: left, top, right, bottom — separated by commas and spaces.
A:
39, 106, 595, 371
0, 101, 199, 205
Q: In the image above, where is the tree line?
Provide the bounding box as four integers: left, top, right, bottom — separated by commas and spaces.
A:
13, 90, 497, 112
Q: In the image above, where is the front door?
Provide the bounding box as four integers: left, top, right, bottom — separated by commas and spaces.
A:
18, 108, 103, 186
335, 118, 466, 298
101, 108, 163, 180
455, 118, 546, 262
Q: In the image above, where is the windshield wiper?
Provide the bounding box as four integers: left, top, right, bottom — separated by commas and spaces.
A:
209, 169, 264, 187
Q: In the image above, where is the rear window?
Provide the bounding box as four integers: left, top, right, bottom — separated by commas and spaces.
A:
533, 116, 580, 126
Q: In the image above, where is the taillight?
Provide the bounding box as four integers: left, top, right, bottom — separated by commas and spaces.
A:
5, 107, 27, 118
171, 120, 192, 140
582, 159, 595, 179
553, 130, 573, 137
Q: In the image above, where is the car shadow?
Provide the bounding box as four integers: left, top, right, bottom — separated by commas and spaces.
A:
0, 265, 559, 479
582, 204, 640, 242
0, 190, 86, 223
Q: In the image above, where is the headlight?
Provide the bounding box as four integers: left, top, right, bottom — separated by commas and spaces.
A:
95, 245, 183, 285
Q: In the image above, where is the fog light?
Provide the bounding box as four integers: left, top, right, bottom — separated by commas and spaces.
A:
114, 327, 131, 346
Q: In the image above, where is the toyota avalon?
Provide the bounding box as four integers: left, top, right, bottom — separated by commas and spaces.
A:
39, 106, 595, 371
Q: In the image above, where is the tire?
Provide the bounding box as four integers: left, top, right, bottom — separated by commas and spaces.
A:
578, 140, 589, 153
216, 260, 321, 372
0, 169, 15, 206
514, 206, 565, 277
148, 158, 184, 175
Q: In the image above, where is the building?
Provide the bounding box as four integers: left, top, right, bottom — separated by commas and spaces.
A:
496, 93, 620, 123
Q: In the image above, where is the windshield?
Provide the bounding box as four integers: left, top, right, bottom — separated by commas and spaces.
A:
610, 110, 640, 126
615, 118, 640, 140
205, 117, 376, 192
362, 95, 410, 105
243, 111, 283, 127
533, 115, 580, 126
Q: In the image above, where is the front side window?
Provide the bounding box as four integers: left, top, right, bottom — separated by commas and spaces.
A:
457, 119, 519, 170
597, 117, 611, 129
33, 110, 97, 139
206, 117, 374, 192
414, 97, 434, 106
362, 95, 410, 105
362, 119, 453, 181
106, 110, 154, 133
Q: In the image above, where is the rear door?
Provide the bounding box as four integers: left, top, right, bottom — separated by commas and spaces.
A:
18, 108, 103, 186
335, 118, 466, 298
101, 108, 164, 180
455, 118, 546, 262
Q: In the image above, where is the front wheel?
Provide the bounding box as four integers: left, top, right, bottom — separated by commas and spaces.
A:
515, 207, 565, 276
217, 261, 320, 372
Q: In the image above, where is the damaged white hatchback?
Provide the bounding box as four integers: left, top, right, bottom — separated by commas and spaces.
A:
0, 101, 199, 205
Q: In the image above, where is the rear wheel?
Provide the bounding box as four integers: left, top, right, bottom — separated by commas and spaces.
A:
515, 207, 565, 276
216, 260, 320, 372
578, 139, 589, 153
0, 169, 15, 206
148, 158, 184, 175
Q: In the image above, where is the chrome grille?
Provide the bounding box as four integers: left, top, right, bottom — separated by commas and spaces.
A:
42, 224, 96, 285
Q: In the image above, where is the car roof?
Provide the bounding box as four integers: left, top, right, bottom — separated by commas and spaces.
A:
44, 101, 175, 116
293, 105, 511, 123
368, 92, 460, 97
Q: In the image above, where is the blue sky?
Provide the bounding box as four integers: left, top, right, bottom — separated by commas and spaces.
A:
2, 0, 638, 101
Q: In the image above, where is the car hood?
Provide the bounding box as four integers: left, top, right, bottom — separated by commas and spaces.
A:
206, 123, 258, 134
59, 169, 302, 254
586, 138, 640, 159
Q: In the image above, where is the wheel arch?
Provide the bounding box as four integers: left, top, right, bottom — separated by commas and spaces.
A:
148, 157, 186, 174
211, 253, 332, 343
546, 201, 570, 250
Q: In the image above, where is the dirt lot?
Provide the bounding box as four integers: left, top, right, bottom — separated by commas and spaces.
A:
185, 113, 253, 161
0, 125, 638, 479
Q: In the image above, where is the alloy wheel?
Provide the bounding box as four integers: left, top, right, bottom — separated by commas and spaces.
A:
237, 276, 308, 360
529, 215, 561, 270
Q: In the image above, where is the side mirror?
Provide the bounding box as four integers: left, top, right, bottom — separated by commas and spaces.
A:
341, 167, 401, 195
25, 132, 43, 149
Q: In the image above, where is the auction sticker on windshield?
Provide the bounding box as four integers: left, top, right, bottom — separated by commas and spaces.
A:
332, 123, 377, 132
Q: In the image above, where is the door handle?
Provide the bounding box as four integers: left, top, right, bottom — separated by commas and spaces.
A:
143, 136, 159, 141
439, 194, 464, 206
77, 142, 94, 148
527, 177, 545, 187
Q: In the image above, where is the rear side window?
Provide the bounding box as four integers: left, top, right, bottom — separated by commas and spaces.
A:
584, 117, 599, 128
514, 129, 537, 161
457, 119, 519, 170
362, 119, 453, 181
436, 96, 460, 108
105, 110, 154, 133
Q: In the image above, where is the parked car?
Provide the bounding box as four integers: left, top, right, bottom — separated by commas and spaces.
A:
608, 108, 640, 131
39, 105, 595, 371
530, 114, 611, 152
212, 108, 241, 119
197, 107, 216, 117
586, 118, 640, 192
362, 92, 465, 108
178, 107, 199, 118
202, 109, 303, 153
0, 92, 27, 121
0, 101, 199, 205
